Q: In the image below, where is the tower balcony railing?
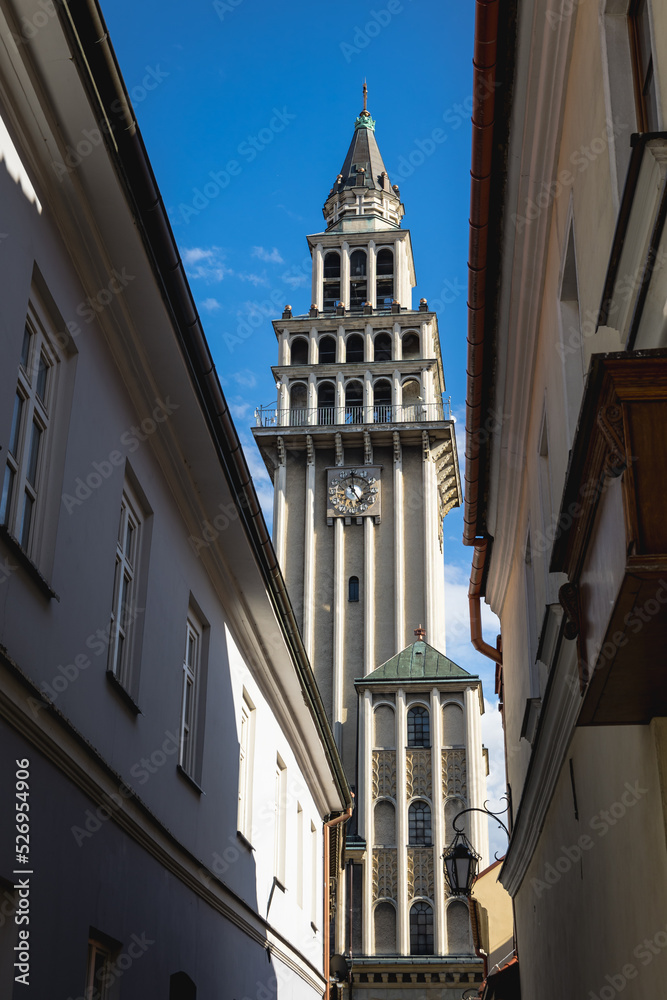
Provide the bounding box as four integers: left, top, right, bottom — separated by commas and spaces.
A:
254, 401, 449, 428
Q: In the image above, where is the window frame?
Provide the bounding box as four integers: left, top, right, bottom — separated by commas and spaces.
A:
408, 799, 433, 846
179, 613, 202, 777
409, 901, 434, 956
237, 691, 255, 841
107, 483, 143, 691
407, 705, 431, 748
629, 0, 659, 131
1, 310, 58, 561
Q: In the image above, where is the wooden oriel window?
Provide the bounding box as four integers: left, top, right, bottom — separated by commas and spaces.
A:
630, 0, 659, 131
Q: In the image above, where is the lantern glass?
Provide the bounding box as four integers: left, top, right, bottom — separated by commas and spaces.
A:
442, 832, 480, 896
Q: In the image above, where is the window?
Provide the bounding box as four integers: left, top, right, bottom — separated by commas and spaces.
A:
85, 934, 118, 1000
402, 332, 421, 359
407, 706, 430, 747
410, 902, 434, 956
311, 821, 318, 927
179, 615, 201, 777
348, 576, 359, 602
374, 331, 392, 361
274, 756, 287, 884
349, 250, 367, 310
630, 0, 658, 131
318, 335, 337, 363
289, 383, 308, 426
376, 248, 394, 307
323, 252, 341, 312
291, 337, 309, 365
238, 693, 255, 839
374, 379, 392, 423
296, 804, 304, 908
317, 382, 336, 425
344, 381, 363, 424
346, 334, 364, 362
408, 800, 432, 845
1, 320, 55, 555
108, 486, 142, 688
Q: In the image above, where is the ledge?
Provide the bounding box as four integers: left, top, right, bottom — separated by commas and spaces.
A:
105, 670, 142, 715
176, 764, 204, 795
0, 526, 58, 601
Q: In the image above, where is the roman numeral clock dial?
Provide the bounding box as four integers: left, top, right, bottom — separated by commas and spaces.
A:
326, 467, 382, 519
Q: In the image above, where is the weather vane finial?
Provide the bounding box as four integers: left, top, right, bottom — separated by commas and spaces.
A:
363, 80, 368, 112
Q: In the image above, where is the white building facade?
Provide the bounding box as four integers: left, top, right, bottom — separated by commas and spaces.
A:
253, 98, 489, 998
0, 1, 350, 998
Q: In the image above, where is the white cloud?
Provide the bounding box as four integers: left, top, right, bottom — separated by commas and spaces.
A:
182, 246, 231, 283
252, 246, 284, 264
444, 561, 499, 662
201, 297, 221, 312
242, 435, 274, 533
233, 370, 257, 389
481, 698, 509, 862
228, 399, 252, 422
236, 271, 269, 286
282, 272, 308, 288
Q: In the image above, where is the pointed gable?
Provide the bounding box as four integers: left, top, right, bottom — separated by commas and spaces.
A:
356, 641, 476, 686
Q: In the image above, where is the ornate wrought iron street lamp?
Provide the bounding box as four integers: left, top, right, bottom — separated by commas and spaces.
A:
442, 799, 510, 897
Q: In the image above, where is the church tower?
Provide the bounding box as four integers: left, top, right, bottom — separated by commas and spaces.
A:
253, 91, 489, 995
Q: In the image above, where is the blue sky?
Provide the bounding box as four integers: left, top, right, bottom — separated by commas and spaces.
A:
103, 0, 506, 850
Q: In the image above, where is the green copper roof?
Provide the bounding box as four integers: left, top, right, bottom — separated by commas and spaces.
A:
356, 641, 475, 685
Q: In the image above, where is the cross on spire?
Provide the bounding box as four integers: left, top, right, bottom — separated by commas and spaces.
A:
414, 624, 426, 641
363, 80, 368, 112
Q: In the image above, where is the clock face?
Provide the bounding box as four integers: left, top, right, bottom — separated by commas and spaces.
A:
327, 467, 381, 517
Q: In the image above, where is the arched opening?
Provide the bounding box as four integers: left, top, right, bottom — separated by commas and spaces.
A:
410, 902, 434, 956
402, 378, 422, 421
402, 331, 421, 359
373, 379, 392, 423
348, 575, 359, 602
374, 902, 397, 955
374, 800, 396, 846
374, 331, 392, 361
447, 900, 472, 954
323, 252, 340, 312
407, 705, 430, 747
317, 382, 335, 425
290, 383, 308, 427
349, 249, 367, 311
408, 800, 432, 845
318, 335, 336, 364
346, 333, 364, 363
442, 703, 465, 745
376, 248, 394, 307
291, 337, 309, 365
373, 705, 395, 748
344, 381, 363, 424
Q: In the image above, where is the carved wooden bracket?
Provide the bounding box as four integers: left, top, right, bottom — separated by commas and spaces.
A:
597, 403, 626, 478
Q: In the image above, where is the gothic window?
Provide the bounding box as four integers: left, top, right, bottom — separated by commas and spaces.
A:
346, 334, 364, 362
290, 337, 309, 365
402, 331, 421, 359
344, 381, 363, 424
318, 335, 336, 363
323, 252, 340, 312
348, 575, 359, 602
442, 703, 464, 745
407, 706, 430, 747
409, 902, 434, 955
349, 250, 367, 311
408, 800, 432, 845
376, 248, 394, 307
374, 902, 397, 955
373, 705, 395, 748
630, 0, 658, 131
373, 379, 392, 423
374, 331, 392, 361
317, 382, 335, 424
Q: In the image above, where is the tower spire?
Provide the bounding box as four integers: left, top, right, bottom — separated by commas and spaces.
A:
363, 80, 367, 112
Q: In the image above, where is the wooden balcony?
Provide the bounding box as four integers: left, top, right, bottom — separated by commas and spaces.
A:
550, 350, 667, 725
